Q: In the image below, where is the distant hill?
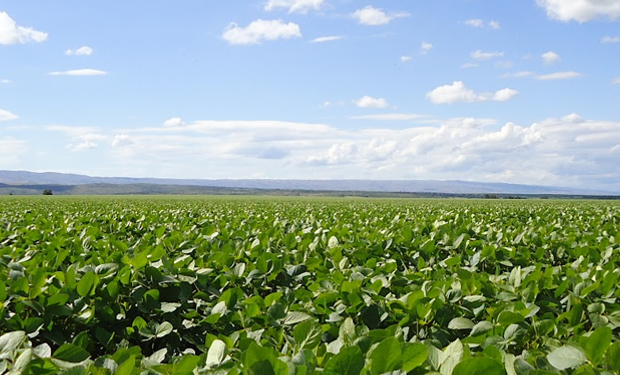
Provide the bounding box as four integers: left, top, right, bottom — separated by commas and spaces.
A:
0, 170, 617, 196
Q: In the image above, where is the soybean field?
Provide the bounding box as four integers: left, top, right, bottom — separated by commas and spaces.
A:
0, 196, 619, 375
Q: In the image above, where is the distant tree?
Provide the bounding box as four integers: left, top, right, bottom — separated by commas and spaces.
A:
9, 192, 13, 195
42, 189, 53, 195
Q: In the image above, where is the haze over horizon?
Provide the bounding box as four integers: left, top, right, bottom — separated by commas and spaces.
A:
1, 1, 619, 191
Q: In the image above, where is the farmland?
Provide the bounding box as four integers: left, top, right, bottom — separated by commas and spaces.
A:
0, 196, 619, 374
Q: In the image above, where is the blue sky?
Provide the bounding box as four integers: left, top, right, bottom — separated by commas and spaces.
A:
1, 0, 620, 191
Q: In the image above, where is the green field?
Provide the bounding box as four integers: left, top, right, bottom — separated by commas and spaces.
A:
1, 196, 619, 374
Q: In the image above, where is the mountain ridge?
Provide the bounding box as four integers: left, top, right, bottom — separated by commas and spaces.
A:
0, 170, 616, 196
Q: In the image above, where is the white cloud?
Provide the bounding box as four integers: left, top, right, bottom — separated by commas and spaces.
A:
464, 19, 484, 28
222, 19, 301, 45
502, 71, 535, 78
426, 81, 518, 104
46, 125, 107, 152
461, 63, 480, 69
400, 56, 412, 62
163, 117, 186, 127
537, 0, 620, 22
321, 101, 344, 108
49, 69, 108, 76
464, 19, 501, 30
351, 6, 410, 26
310, 35, 343, 43
112, 134, 133, 148
0, 11, 48, 45
350, 114, 426, 121
0, 109, 18, 122
493, 88, 519, 102
42, 116, 620, 191
0, 137, 27, 166
65, 46, 93, 56
68, 140, 98, 152
602, 35, 620, 43
612, 77, 620, 85
264, 0, 325, 14
420, 42, 433, 55
542, 51, 561, 64
1, 79, 10, 84
536, 71, 582, 80
471, 50, 504, 60
354, 96, 389, 108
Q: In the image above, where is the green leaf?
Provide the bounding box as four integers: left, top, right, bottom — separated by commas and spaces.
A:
115, 354, 135, 375
338, 317, 356, 346
293, 320, 322, 351
206, 339, 227, 369
53, 344, 90, 363
470, 321, 494, 337
448, 317, 474, 330
0, 331, 26, 356
282, 311, 312, 325
547, 345, 587, 370
452, 357, 505, 375
0, 280, 6, 302
328, 236, 339, 249
370, 337, 402, 375
76, 271, 98, 297
583, 326, 612, 366
323, 346, 364, 375
402, 343, 428, 372
242, 342, 288, 375
155, 321, 173, 338
607, 342, 620, 373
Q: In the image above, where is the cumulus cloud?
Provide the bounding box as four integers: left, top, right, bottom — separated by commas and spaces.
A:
222, 19, 301, 45
420, 42, 433, 55
310, 35, 343, 43
537, 0, 620, 22
351, 6, 410, 26
0, 137, 28, 166
264, 0, 325, 14
464, 19, 484, 28
471, 50, 504, 60
163, 117, 186, 127
46, 125, 107, 152
50, 115, 620, 191
68, 140, 98, 152
542, 51, 561, 64
602, 36, 620, 43
49, 69, 108, 76
0, 11, 48, 45
401, 56, 411, 62
112, 134, 133, 148
464, 19, 500, 29
612, 77, 620, 85
536, 71, 582, 80
461, 63, 480, 69
493, 88, 520, 101
321, 101, 345, 108
0, 109, 18, 122
354, 96, 389, 108
350, 113, 427, 121
1, 79, 10, 84
65, 46, 93, 56
502, 71, 535, 78
426, 81, 518, 104
308, 139, 397, 165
